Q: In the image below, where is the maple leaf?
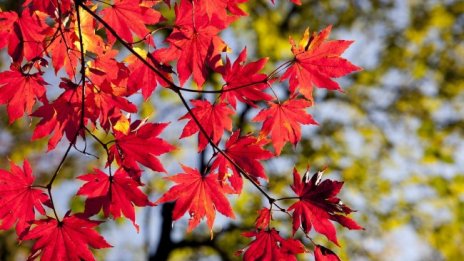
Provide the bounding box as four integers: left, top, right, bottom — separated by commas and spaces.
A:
0, 11, 17, 50
288, 168, 363, 245
210, 131, 272, 192
0, 161, 49, 236
21, 213, 111, 261
238, 228, 306, 261
22, 0, 72, 17
31, 80, 93, 151
0, 64, 48, 123
255, 208, 271, 230
100, 0, 163, 44
191, 0, 247, 21
220, 48, 272, 108
47, 25, 80, 77
109, 120, 175, 174
7, 8, 50, 62
155, 165, 235, 234
179, 100, 234, 151
77, 168, 153, 230
253, 98, 317, 155
126, 48, 173, 99
281, 25, 362, 102
314, 245, 341, 261
156, 0, 229, 87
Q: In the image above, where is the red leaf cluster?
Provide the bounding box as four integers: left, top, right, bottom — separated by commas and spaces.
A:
0, 0, 363, 259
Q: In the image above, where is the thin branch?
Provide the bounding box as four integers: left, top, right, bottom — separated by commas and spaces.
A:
176, 91, 285, 211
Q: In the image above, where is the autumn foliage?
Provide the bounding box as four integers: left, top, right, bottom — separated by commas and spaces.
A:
0, 0, 362, 260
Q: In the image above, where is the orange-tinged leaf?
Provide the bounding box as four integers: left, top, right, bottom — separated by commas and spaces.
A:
156, 165, 235, 234
281, 25, 362, 102
253, 98, 317, 155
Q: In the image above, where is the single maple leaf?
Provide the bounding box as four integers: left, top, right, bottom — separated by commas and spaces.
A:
0, 64, 48, 123
179, 99, 234, 151
21, 213, 111, 261
0, 161, 50, 236
314, 245, 341, 261
184, 0, 246, 22
109, 120, 175, 174
210, 131, 272, 192
252, 98, 317, 155
8, 8, 50, 62
281, 25, 362, 102
155, 165, 235, 234
100, 0, 163, 44
77, 168, 153, 230
238, 228, 306, 261
31, 80, 94, 151
255, 207, 271, 230
156, 0, 229, 87
89, 81, 137, 130
220, 48, 272, 108
47, 25, 80, 77
126, 48, 173, 99
288, 168, 363, 245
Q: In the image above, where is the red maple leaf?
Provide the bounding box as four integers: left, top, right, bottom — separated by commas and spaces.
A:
179, 99, 234, 151
0, 64, 47, 123
22, 0, 72, 16
0, 161, 50, 236
238, 228, 306, 261
0, 11, 17, 50
220, 48, 272, 108
155, 165, 235, 233
126, 50, 173, 99
255, 208, 271, 230
281, 25, 362, 102
253, 98, 317, 155
21, 213, 111, 261
191, 0, 247, 21
47, 25, 80, 78
314, 245, 341, 261
156, 0, 229, 86
288, 168, 363, 245
77, 168, 153, 230
89, 81, 137, 130
100, 0, 163, 44
7, 8, 50, 62
210, 131, 272, 192
109, 120, 175, 174
31, 80, 93, 151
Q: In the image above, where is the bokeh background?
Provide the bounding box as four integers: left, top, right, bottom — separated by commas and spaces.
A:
0, 0, 463, 260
